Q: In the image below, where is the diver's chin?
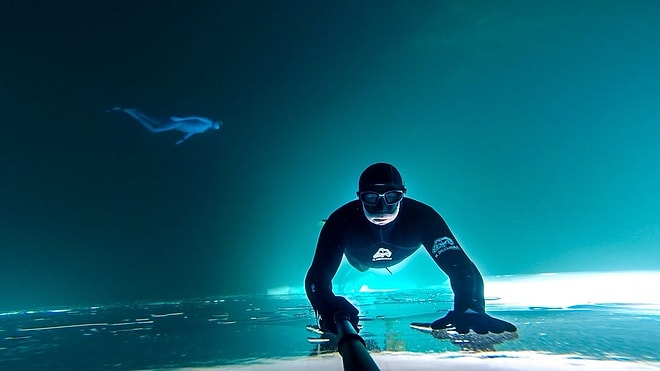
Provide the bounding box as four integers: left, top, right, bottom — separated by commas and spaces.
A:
363, 204, 400, 226
367, 216, 396, 225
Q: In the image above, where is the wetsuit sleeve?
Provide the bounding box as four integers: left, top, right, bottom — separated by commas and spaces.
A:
422, 212, 486, 313
304, 220, 345, 313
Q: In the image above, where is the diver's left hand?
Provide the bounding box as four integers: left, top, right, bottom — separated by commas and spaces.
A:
431, 309, 517, 334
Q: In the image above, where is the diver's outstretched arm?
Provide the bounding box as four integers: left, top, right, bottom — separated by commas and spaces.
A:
109, 107, 180, 132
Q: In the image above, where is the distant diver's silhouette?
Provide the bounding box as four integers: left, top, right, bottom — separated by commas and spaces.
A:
107, 107, 222, 145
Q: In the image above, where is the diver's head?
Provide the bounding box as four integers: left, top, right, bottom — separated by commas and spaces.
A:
213, 121, 223, 130
357, 163, 406, 225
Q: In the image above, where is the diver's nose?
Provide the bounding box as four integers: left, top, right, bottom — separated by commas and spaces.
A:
369, 198, 390, 213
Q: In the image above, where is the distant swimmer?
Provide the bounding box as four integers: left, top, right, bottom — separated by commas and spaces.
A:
106, 107, 222, 145
305, 163, 517, 336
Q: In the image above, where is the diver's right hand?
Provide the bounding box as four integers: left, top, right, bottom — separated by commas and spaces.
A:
318, 296, 359, 335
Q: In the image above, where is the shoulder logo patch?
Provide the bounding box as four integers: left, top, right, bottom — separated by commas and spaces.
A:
432, 237, 459, 258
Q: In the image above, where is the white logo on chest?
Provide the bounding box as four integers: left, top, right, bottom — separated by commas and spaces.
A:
372, 247, 393, 261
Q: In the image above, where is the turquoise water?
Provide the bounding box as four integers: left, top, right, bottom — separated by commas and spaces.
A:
3, 2, 660, 369
4, 0, 660, 312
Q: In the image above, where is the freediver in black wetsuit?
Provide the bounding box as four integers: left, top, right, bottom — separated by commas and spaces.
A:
305, 163, 517, 335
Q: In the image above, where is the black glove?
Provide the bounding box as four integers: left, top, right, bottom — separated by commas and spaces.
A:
431, 309, 517, 334
317, 296, 359, 335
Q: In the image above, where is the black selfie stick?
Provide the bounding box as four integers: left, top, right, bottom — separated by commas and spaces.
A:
334, 311, 380, 371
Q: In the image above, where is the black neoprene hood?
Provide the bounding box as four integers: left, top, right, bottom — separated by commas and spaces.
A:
358, 163, 406, 192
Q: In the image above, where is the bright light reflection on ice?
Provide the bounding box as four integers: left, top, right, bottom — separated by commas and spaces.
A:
485, 271, 660, 310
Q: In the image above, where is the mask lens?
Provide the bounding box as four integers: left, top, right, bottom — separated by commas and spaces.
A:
359, 190, 404, 205
384, 190, 404, 204
359, 192, 380, 205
